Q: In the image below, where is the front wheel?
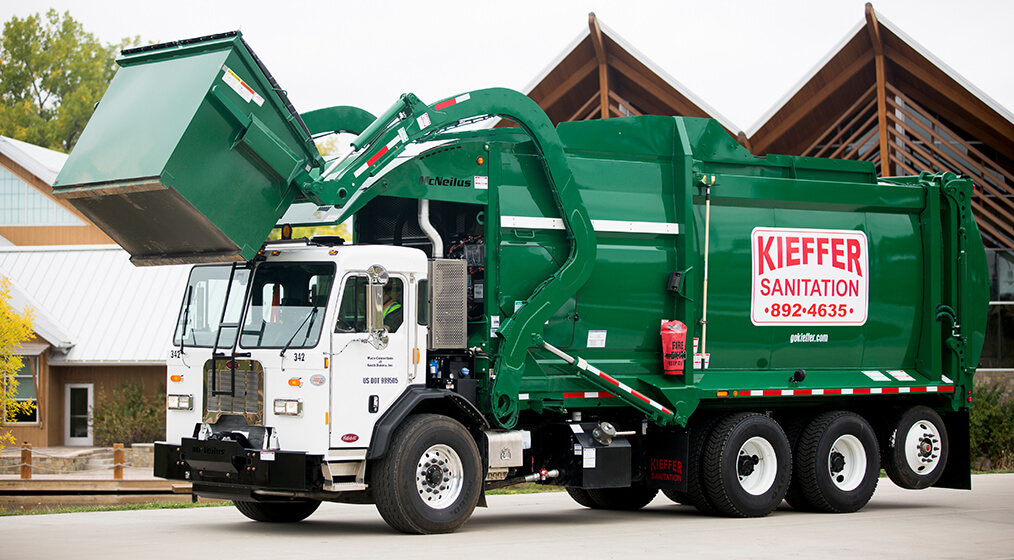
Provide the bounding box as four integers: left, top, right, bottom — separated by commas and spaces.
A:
233, 499, 320, 522
883, 406, 948, 489
702, 413, 791, 517
372, 414, 482, 534
792, 411, 879, 513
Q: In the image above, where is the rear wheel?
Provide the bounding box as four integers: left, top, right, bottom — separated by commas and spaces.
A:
793, 411, 879, 513
781, 414, 816, 512
664, 414, 721, 514
585, 487, 658, 510
566, 487, 597, 508
233, 499, 320, 522
883, 406, 948, 489
702, 413, 791, 517
372, 414, 482, 534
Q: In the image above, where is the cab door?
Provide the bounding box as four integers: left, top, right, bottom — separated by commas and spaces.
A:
329, 271, 411, 449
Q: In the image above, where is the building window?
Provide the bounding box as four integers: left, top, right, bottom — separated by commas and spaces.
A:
0, 166, 82, 226
8, 356, 39, 423
980, 249, 1014, 369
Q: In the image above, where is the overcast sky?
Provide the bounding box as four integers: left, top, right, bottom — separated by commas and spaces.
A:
4, 0, 1011, 135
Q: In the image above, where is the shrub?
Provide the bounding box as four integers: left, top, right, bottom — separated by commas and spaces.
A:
91, 380, 165, 447
970, 382, 1014, 470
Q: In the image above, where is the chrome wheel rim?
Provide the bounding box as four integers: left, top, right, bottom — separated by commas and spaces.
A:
415, 444, 464, 509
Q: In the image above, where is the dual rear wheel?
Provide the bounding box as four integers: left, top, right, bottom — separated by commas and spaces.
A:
661, 408, 930, 517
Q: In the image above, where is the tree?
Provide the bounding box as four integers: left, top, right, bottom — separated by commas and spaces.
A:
0, 10, 135, 152
1, 276, 35, 450
266, 134, 353, 241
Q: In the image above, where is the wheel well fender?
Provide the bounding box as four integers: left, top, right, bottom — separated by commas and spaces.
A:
366, 385, 489, 460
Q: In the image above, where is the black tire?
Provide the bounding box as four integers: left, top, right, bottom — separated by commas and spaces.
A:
794, 411, 879, 513
566, 487, 598, 508
702, 413, 791, 518
665, 414, 721, 514
781, 414, 816, 512
585, 487, 658, 510
883, 406, 949, 489
233, 499, 320, 522
372, 414, 482, 534
661, 488, 685, 505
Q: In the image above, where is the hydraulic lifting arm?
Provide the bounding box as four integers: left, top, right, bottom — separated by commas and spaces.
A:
306, 88, 597, 428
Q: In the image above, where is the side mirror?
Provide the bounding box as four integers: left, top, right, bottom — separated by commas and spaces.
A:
365, 264, 390, 350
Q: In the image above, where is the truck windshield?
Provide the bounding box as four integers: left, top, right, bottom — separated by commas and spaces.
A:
239, 262, 335, 349
173, 265, 251, 348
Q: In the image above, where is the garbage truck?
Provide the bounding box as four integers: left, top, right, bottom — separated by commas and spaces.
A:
52, 32, 988, 534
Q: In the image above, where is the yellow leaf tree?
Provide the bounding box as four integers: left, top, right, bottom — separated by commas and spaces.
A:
1, 276, 35, 450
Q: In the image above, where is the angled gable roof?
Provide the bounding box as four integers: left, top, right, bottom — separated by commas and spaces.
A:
748, 4, 1014, 249
515, 13, 738, 135
3, 273, 75, 352
0, 245, 191, 365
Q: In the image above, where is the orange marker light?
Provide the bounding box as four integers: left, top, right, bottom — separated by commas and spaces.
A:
288, 378, 302, 387
170, 375, 183, 383
413, 348, 420, 365
717, 390, 729, 398
476, 156, 485, 165
324, 357, 329, 369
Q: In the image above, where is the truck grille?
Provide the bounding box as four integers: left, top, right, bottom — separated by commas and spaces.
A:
203, 359, 264, 425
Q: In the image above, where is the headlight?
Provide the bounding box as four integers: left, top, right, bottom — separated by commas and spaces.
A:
273, 399, 303, 416
167, 394, 193, 410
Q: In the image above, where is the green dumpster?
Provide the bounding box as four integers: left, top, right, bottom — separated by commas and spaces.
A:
52, 32, 323, 265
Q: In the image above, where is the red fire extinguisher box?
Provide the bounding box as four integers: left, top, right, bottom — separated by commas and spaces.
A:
661, 320, 687, 376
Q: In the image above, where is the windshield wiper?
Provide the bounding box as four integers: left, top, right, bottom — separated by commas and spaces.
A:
279, 307, 319, 367
178, 285, 194, 367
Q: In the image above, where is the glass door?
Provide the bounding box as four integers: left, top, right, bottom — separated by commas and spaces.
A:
65, 383, 93, 446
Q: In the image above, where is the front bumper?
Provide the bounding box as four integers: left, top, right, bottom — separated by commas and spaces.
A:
155, 439, 323, 500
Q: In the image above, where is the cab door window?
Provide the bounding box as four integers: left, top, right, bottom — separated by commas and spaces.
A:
335, 276, 404, 333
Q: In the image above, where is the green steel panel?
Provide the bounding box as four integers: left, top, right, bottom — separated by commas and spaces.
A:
52, 32, 323, 265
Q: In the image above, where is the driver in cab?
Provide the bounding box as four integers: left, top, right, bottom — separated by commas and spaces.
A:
383, 281, 403, 332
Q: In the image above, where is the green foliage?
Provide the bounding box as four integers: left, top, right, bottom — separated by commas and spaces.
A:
1, 276, 35, 450
0, 10, 137, 152
970, 382, 1014, 470
91, 380, 165, 447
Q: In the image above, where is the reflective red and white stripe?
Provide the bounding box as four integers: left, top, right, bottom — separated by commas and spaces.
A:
732, 385, 954, 397
563, 392, 616, 399
575, 358, 674, 417
433, 93, 471, 111
354, 135, 403, 178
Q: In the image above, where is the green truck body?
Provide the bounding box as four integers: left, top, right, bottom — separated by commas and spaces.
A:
52, 32, 987, 533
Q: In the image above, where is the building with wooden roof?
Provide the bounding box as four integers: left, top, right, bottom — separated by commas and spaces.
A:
504, 12, 738, 139
1, 137, 188, 447
748, 4, 1014, 252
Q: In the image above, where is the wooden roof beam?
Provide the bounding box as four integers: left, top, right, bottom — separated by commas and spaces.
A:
607, 55, 712, 119
567, 92, 600, 122
866, 3, 893, 176
537, 58, 597, 112
608, 90, 642, 116
751, 50, 874, 154
589, 13, 610, 120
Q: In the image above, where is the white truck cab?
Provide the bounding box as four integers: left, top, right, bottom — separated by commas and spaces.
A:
165, 239, 430, 490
